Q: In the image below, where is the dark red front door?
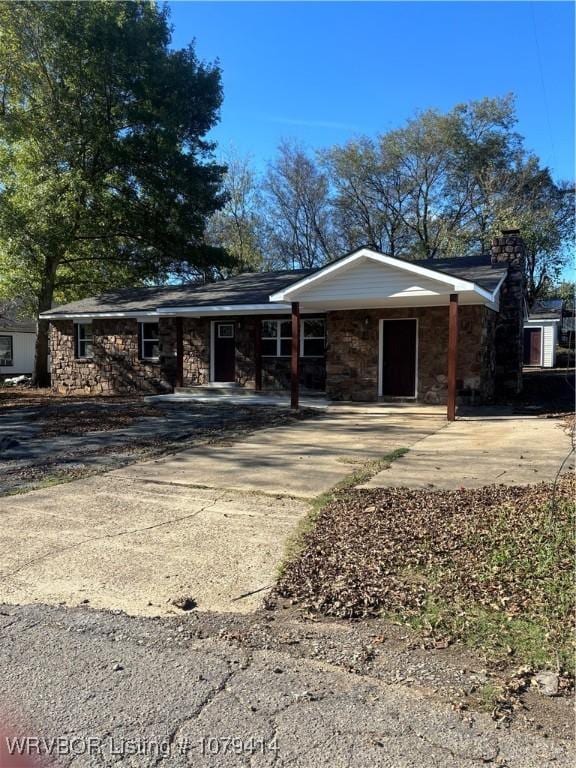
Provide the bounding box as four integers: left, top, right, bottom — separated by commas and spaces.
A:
523, 328, 542, 366
214, 322, 236, 382
381, 319, 417, 397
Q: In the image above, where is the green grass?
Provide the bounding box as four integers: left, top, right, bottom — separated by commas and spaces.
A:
474, 682, 506, 713
277, 447, 409, 577
394, 494, 575, 675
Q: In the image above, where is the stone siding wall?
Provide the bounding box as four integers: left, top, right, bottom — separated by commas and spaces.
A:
181, 318, 210, 386
50, 318, 177, 394
326, 306, 495, 404
235, 318, 257, 387
491, 232, 525, 397
50, 297, 508, 402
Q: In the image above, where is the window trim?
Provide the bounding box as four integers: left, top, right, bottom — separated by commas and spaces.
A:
261, 319, 292, 358
300, 318, 326, 358
74, 322, 93, 360
261, 317, 325, 358
217, 323, 235, 339
0, 334, 14, 367
139, 321, 160, 361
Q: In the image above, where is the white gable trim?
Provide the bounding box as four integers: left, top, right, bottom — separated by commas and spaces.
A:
269, 248, 495, 303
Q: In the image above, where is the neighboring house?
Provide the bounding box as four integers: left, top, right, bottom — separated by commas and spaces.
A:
523, 298, 562, 368
40, 230, 527, 419
0, 301, 37, 376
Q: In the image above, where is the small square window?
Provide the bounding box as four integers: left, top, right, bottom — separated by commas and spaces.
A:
217, 323, 234, 339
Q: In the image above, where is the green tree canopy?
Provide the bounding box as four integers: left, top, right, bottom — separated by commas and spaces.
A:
0, 0, 228, 383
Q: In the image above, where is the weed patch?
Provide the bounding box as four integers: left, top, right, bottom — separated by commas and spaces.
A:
273, 475, 575, 675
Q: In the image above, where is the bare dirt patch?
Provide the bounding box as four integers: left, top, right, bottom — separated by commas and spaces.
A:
0, 385, 142, 410
39, 402, 164, 436
0, 386, 163, 435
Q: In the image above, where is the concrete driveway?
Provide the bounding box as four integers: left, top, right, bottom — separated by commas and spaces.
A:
363, 414, 573, 489
118, 402, 446, 497
0, 404, 445, 616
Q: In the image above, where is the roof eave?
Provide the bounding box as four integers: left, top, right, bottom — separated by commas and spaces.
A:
39, 309, 160, 320
156, 303, 291, 316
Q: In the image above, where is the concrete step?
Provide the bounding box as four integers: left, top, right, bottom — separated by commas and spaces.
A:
175, 385, 254, 397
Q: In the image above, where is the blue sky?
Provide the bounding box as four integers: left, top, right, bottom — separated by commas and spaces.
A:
168, 1, 574, 183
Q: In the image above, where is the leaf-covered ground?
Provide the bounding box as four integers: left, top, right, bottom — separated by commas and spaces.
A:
273, 475, 575, 674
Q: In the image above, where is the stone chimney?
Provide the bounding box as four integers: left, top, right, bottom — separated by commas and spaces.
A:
491, 229, 526, 398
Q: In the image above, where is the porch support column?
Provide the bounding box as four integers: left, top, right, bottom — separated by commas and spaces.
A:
254, 317, 262, 391
447, 293, 459, 421
175, 317, 184, 389
291, 301, 300, 409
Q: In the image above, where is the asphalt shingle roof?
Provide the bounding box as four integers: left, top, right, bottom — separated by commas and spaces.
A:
416, 255, 507, 293
528, 298, 564, 319
41, 270, 312, 317
40, 254, 508, 318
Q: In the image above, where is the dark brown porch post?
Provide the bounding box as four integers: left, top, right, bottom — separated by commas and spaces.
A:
254, 317, 262, 391
175, 317, 184, 389
447, 293, 459, 421
291, 302, 300, 409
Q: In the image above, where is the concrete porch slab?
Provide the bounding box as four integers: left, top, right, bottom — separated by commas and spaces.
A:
361, 415, 573, 490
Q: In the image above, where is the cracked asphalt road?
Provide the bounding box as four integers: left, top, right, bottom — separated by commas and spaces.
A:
0, 604, 572, 767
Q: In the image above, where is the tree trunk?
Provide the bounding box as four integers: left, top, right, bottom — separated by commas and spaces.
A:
32, 263, 57, 388
33, 318, 51, 387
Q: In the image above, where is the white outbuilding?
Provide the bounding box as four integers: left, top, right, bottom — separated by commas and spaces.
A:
523, 299, 562, 369
0, 301, 37, 376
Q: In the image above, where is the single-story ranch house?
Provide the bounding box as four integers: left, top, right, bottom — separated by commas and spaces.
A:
40, 230, 527, 420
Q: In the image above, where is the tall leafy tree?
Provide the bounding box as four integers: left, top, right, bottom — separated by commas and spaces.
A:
0, 1, 227, 384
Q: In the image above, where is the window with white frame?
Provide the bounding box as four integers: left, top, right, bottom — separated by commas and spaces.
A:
140, 322, 160, 360
75, 322, 93, 359
217, 323, 234, 338
261, 318, 325, 357
301, 318, 325, 357
0, 335, 13, 366
261, 319, 292, 357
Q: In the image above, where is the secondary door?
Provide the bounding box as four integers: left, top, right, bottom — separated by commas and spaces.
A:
213, 322, 236, 382
523, 327, 542, 366
380, 319, 417, 397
